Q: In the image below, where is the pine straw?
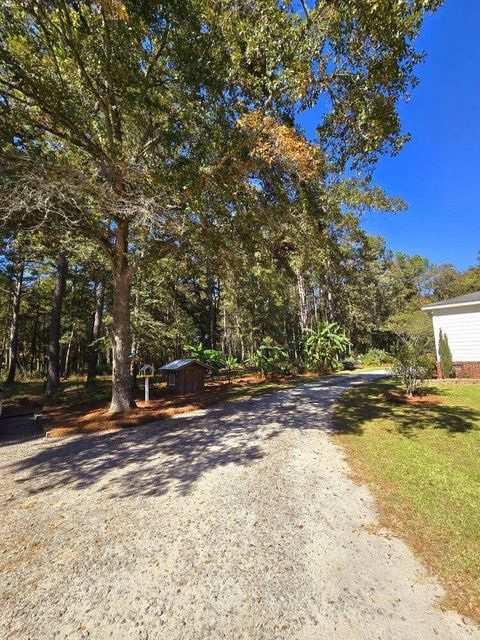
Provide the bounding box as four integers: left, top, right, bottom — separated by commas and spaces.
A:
43, 374, 319, 438
382, 390, 442, 406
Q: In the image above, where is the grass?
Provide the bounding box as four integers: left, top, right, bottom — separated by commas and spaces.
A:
333, 378, 480, 622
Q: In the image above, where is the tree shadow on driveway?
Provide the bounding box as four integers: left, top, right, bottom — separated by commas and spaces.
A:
4, 376, 368, 500
0, 414, 44, 446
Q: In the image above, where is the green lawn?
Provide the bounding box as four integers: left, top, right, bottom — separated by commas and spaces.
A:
334, 379, 480, 622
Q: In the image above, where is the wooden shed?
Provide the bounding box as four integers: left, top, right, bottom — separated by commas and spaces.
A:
158, 359, 210, 393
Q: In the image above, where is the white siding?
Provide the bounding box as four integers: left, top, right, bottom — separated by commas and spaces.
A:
431, 304, 480, 361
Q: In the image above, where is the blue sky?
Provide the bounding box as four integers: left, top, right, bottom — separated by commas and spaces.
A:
299, 0, 480, 270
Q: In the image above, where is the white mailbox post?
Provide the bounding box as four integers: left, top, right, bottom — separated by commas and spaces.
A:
139, 364, 154, 402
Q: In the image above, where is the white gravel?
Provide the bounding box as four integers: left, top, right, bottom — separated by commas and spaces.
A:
1, 371, 479, 640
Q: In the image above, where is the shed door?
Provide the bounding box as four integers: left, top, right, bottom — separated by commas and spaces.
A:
168, 372, 176, 387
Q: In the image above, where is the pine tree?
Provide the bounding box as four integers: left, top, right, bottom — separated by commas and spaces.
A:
438, 330, 453, 379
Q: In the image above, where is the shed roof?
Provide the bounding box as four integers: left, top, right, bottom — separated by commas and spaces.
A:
158, 358, 211, 372
422, 290, 480, 311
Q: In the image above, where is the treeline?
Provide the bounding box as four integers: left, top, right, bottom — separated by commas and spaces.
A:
2, 227, 478, 386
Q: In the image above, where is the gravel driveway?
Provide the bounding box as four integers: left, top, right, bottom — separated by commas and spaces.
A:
1, 371, 479, 640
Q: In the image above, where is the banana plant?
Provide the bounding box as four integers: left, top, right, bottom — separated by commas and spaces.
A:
184, 343, 225, 374
303, 322, 350, 372
224, 355, 242, 371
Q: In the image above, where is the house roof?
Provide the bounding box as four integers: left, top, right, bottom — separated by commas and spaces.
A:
422, 290, 480, 311
158, 358, 211, 372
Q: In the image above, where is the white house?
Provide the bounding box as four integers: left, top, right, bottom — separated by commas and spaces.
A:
422, 291, 480, 378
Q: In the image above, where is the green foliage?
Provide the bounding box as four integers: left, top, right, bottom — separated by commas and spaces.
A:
384, 308, 432, 339
361, 349, 394, 366
392, 337, 435, 395
303, 322, 350, 372
428, 263, 480, 300
184, 343, 225, 374
278, 361, 297, 376
438, 330, 453, 379
0, 0, 446, 409
223, 355, 242, 371
246, 338, 288, 378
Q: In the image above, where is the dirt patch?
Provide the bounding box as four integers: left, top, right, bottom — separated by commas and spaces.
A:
382, 390, 442, 406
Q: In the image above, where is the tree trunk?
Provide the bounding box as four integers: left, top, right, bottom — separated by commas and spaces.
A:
235, 315, 245, 362
292, 322, 298, 360
326, 290, 334, 322
324, 257, 335, 323
222, 306, 228, 355
296, 270, 308, 333
108, 222, 136, 414
312, 285, 319, 323
1, 299, 11, 372
63, 321, 76, 379
206, 269, 218, 349
130, 287, 140, 391
45, 253, 68, 398
41, 317, 48, 375
5, 260, 24, 385
86, 281, 105, 386
29, 294, 40, 376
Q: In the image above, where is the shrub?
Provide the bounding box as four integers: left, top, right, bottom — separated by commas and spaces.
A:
392, 338, 436, 395
291, 360, 306, 374
361, 348, 394, 366
438, 330, 453, 379
246, 338, 288, 378
279, 361, 296, 375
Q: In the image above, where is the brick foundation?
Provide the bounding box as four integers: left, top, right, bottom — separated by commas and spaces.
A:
436, 361, 480, 379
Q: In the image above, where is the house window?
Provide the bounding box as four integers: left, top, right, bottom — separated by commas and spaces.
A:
168, 372, 176, 387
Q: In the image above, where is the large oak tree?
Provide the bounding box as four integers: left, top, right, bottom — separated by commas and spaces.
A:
0, 0, 440, 413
